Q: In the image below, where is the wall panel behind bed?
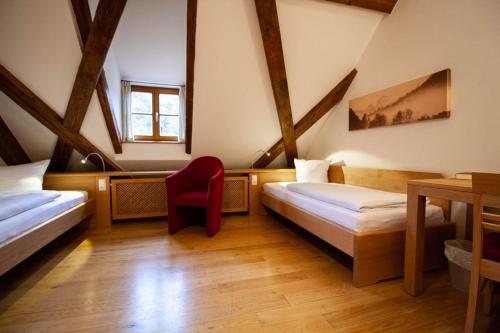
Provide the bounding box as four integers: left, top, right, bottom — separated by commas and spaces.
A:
44, 174, 105, 228
329, 166, 450, 220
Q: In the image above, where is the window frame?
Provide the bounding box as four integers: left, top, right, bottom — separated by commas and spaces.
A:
130, 85, 180, 142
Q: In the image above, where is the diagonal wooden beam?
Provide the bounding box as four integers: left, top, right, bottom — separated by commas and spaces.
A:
96, 76, 122, 153
51, 0, 126, 171
255, 0, 298, 167
71, 0, 122, 155
184, 0, 197, 154
253, 69, 357, 168
0, 115, 31, 165
0, 64, 121, 171
321, 0, 398, 13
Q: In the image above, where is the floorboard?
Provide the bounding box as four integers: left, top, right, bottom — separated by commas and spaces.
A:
0, 214, 498, 332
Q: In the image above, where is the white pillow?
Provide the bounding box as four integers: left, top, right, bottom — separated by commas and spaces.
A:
294, 158, 330, 183
0, 160, 50, 193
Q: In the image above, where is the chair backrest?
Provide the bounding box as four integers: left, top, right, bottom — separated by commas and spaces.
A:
472, 173, 500, 234
466, 174, 500, 333
184, 156, 224, 191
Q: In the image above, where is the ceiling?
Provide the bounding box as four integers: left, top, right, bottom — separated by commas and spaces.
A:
95, 0, 187, 86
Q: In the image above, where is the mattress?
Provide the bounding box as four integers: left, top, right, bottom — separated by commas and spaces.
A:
0, 191, 88, 245
262, 182, 444, 232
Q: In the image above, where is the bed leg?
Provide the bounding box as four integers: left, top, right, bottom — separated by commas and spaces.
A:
353, 256, 382, 287
353, 223, 455, 288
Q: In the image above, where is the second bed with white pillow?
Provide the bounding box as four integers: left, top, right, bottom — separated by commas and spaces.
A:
263, 182, 444, 232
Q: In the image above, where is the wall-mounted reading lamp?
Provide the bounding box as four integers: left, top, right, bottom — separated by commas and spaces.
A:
81, 153, 106, 172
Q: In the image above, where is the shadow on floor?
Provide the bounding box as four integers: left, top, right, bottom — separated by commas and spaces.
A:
0, 227, 87, 313
266, 209, 353, 269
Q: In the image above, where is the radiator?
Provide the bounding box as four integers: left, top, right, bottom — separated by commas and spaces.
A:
111, 177, 248, 220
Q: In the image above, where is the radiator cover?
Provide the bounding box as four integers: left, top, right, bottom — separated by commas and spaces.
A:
111, 177, 248, 220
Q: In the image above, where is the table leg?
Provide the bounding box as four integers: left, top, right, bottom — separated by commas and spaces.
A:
404, 184, 427, 296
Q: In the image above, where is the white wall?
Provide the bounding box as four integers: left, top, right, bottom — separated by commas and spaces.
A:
0, 0, 382, 171
0, 0, 157, 172
0, 0, 83, 166
192, 0, 382, 168
307, 0, 500, 176
103, 48, 123, 137
115, 142, 191, 171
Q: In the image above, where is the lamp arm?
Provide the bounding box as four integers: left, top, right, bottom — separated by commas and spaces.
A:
84, 153, 106, 172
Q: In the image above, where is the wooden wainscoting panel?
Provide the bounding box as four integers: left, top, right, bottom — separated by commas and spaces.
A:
43, 175, 96, 199
329, 166, 450, 219
43, 174, 103, 228
250, 170, 296, 215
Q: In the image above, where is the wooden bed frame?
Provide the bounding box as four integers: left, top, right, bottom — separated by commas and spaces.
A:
260, 166, 456, 287
0, 196, 95, 277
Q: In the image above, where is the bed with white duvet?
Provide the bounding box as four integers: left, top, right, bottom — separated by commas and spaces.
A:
261, 165, 455, 287
0, 190, 88, 246
0, 160, 94, 276
262, 182, 444, 232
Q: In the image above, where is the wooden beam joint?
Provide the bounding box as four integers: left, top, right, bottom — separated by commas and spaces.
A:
51, 0, 126, 171
253, 69, 357, 168
0, 64, 121, 171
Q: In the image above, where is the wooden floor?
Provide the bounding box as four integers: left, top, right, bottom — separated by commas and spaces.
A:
0, 214, 498, 332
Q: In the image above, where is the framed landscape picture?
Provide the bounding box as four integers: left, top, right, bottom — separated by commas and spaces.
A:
349, 69, 451, 131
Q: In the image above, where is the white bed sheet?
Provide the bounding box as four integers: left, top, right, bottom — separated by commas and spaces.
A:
0, 191, 88, 245
263, 182, 444, 232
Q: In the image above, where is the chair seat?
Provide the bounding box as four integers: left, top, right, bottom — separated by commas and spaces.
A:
172, 191, 208, 207
484, 233, 500, 262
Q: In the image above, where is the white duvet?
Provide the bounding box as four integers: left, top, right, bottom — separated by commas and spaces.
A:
286, 182, 407, 212
0, 191, 61, 221
264, 182, 444, 232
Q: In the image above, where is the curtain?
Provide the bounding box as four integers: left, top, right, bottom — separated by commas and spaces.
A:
178, 86, 186, 143
121, 81, 133, 141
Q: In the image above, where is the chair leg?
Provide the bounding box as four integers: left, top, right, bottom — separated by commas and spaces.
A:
206, 206, 221, 237
465, 265, 482, 332
482, 279, 494, 316
168, 205, 185, 235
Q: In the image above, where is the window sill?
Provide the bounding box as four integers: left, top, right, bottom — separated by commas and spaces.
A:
123, 140, 185, 145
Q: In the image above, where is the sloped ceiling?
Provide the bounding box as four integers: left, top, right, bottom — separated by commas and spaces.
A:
109, 0, 187, 85
0, 0, 383, 170
191, 0, 382, 168
0, 0, 94, 167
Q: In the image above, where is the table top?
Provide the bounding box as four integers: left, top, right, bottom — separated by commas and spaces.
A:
407, 178, 472, 192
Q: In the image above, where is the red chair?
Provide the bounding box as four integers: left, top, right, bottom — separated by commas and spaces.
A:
165, 156, 224, 237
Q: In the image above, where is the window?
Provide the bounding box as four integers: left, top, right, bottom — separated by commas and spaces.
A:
130, 85, 180, 141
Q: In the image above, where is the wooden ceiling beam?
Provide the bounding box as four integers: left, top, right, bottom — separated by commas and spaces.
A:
0, 115, 31, 165
253, 69, 357, 168
71, 0, 122, 156
51, 0, 126, 171
321, 0, 398, 14
96, 76, 122, 153
0, 64, 122, 171
255, 0, 298, 167
184, 0, 197, 154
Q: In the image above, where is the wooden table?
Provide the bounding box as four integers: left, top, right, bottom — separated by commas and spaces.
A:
404, 178, 473, 296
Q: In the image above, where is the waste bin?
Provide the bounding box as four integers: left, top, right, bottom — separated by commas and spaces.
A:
444, 239, 474, 293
